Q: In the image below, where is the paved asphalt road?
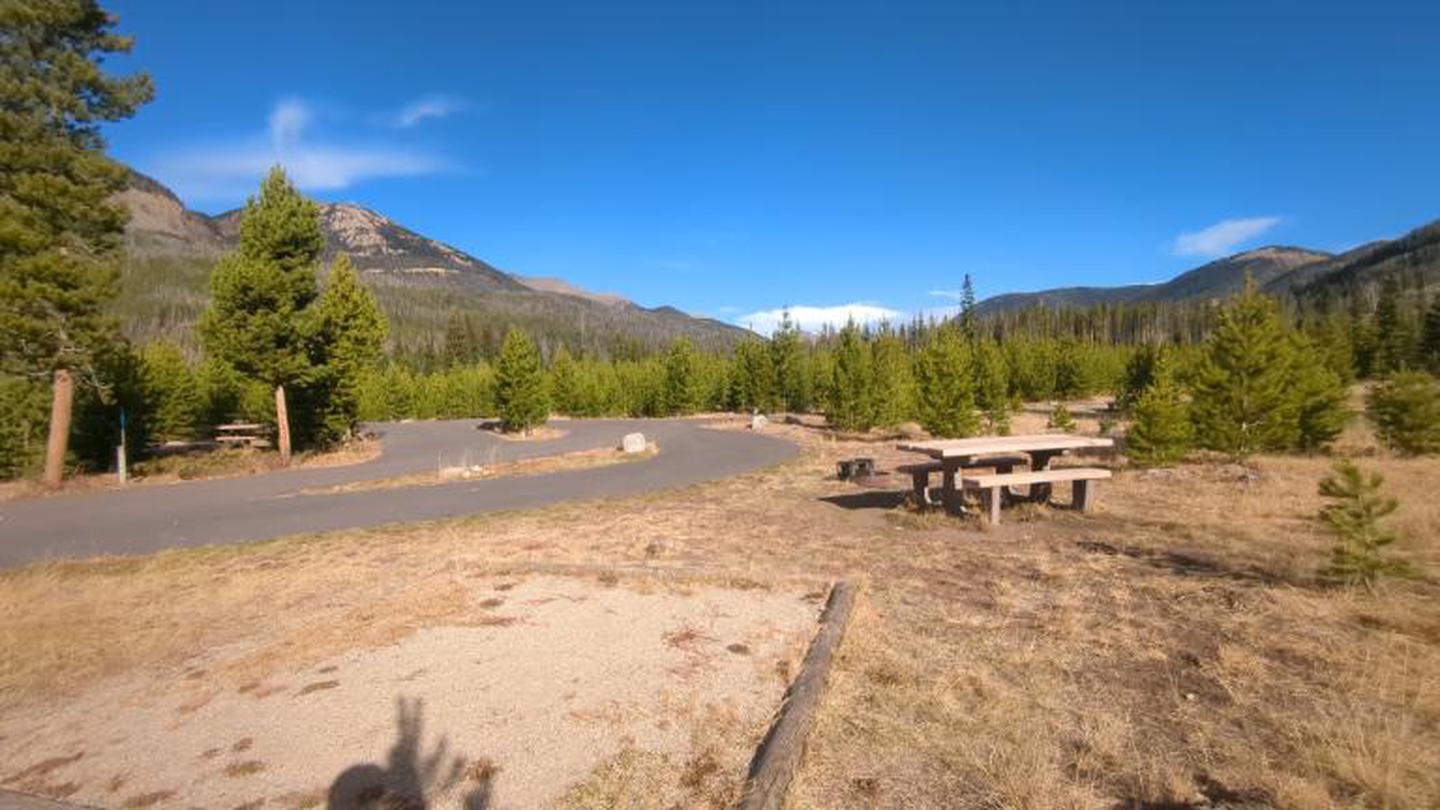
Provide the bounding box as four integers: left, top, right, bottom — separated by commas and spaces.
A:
0, 419, 797, 568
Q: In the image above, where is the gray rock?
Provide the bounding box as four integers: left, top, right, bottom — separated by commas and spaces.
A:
750, 413, 769, 430
621, 432, 648, 454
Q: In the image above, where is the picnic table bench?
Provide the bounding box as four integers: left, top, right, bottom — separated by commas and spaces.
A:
214, 422, 270, 449
897, 434, 1114, 523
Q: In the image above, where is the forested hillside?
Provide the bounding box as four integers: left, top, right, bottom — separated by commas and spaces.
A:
113, 171, 750, 359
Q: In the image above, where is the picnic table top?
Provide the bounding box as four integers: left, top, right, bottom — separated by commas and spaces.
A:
897, 434, 1114, 459
216, 422, 266, 432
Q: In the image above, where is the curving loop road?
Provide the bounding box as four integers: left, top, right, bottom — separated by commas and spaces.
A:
0, 419, 796, 568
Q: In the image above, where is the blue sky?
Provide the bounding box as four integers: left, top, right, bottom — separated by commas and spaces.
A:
104, 0, 1440, 333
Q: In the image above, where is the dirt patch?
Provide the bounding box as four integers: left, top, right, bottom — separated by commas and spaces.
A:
0, 576, 818, 809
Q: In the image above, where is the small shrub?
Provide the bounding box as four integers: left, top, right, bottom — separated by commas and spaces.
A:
1047, 402, 1075, 433
1317, 460, 1415, 587
1366, 371, 1440, 455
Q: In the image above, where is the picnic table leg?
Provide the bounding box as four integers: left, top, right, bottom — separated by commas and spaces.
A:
1025, 450, 1062, 503
1074, 479, 1095, 512
911, 470, 933, 508
940, 460, 958, 513
979, 487, 1001, 525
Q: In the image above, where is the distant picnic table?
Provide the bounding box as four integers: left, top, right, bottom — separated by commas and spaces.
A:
214, 422, 270, 449
896, 434, 1114, 523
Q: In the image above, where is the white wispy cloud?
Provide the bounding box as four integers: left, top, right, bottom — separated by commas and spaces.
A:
1173, 216, 1282, 258
393, 94, 467, 128
735, 303, 903, 335
151, 99, 448, 203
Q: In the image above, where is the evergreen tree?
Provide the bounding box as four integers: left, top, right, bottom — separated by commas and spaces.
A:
914, 325, 977, 437
1371, 283, 1418, 375
972, 338, 1010, 434
494, 328, 549, 432
443, 311, 478, 367
1318, 461, 1415, 587
662, 337, 704, 415
200, 167, 324, 461
138, 341, 201, 442
1126, 351, 1193, 466
828, 320, 875, 431
1366, 371, 1440, 455
731, 337, 776, 412
770, 310, 809, 412
1190, 282, 1298, 457
1289, 333, 1350, 452
0, 0, 153, 484
549, 346, 581, 415
1048, 402, 1076, 433
870, 331, 915, 428
313, 254, 388, 442
1117, 345, 1158, 412
1421, 296, 1440, 374
959, 274, 977, 339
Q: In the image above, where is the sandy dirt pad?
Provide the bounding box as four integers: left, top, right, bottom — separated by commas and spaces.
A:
0, 576, 820, 809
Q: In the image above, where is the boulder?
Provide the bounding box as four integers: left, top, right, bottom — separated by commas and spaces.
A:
750, 413, 769, 430
621, 432, 648, 454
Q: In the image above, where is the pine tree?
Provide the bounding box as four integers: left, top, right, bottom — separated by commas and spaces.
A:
870, 332, 915, 428
1126, 351, 1193, 466
972, 338, 1010, 434
959, 274, 977, 339
443, 311, 477, 367
313, 254, 389, 442
828, 320, 875, 432
770, 310, 809, 412
731, 337, 776, 412
1117, 345, 1158, 413
662, 337, 703, 415
1048, 402, 1076, 433
1371, 283, 1420, 376
138, 342, 201, 442
1289, 333, 1350, 452
200, 167, 324, 461
1191, 281, 1298, 457
1421, 296, 1440, 374
1, 0, 153, 484
1318, 461, 1415, 587
914, 325, 977, 437
494, 328, 549, 432
1366, 371, 1440, 456
549, 346, 581, 415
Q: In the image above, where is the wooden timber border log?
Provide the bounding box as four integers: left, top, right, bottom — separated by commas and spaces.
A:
738, 580, 859, 810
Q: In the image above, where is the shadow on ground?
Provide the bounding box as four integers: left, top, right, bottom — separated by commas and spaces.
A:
1076, 539, 1280, 585
328, 697, 496, 810
820, 490, 910, 511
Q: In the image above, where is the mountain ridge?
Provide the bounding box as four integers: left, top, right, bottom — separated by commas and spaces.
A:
976, 223, 1439, 315
116, 170, 749, 355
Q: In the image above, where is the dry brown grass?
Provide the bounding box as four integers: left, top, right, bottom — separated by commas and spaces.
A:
1, 399, 1438, 808
0, 440, 381, 503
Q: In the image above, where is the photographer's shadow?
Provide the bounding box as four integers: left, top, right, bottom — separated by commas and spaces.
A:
328, 697, 496, 809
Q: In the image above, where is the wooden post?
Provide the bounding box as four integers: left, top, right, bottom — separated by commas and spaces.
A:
274, 384, 292, 465
42, 369, 74, 488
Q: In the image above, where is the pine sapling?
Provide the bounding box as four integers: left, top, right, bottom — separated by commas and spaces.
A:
1048, 402, 1076, 433
1317, 460, 1415, 587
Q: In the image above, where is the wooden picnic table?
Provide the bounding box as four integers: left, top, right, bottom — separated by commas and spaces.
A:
897, 434, 1114, 513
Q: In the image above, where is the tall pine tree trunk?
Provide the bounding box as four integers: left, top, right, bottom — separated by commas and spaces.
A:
275, 384, 292, 465
42, 369, 74, 488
